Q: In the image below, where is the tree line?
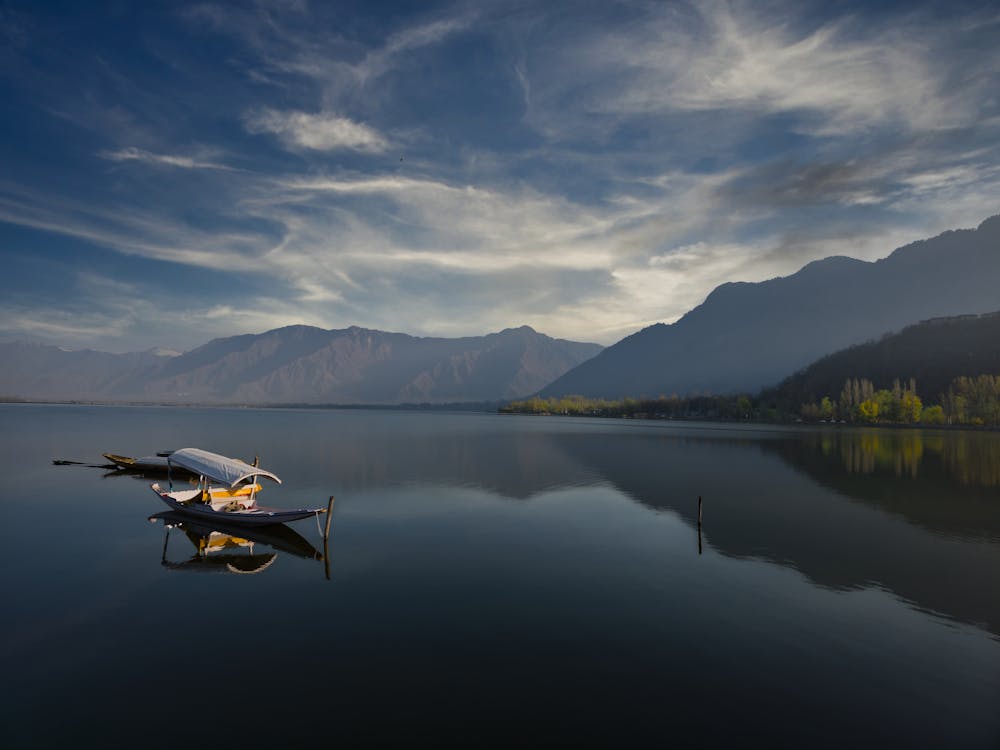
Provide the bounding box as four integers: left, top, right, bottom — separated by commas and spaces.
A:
500, 393, 762, 421
501, 373, 1000, 427
796, 374, 1000, 426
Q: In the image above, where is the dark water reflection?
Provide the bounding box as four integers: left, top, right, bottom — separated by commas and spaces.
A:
767, 430, 1000, 540
1, 405, 998, 747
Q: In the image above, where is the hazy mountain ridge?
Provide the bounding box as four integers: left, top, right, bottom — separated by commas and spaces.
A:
1, 325, 602, 404
0, 341, 170, 400
542, 214, 1000, 398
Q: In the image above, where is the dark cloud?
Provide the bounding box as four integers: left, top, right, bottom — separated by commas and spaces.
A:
717, 159, 886, 209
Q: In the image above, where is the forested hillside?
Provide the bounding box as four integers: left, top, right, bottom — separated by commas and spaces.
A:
762, 311, 1000, 412
504, 311, 1000, 427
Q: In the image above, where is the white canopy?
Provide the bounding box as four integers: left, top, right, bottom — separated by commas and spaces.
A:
168, 448, 281, 487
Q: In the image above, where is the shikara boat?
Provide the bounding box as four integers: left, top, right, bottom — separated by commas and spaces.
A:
104, 453, 184, 473
150, 447, 331, 526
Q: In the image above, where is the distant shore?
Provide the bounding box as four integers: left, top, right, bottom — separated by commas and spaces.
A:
5, 396, 997, 432
0, 397, 500, 412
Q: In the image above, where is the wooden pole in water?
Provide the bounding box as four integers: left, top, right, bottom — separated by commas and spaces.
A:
697, 496, 703, 555
323, 496, 336, 581
324, 495, 335, 540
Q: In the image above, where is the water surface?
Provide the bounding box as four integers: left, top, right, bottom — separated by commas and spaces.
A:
2, 405, 998, 747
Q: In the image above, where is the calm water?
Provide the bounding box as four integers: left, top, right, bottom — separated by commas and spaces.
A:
2, 404, 999, 747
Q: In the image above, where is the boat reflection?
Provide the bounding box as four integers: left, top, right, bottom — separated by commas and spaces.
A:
149, 511, 330, 578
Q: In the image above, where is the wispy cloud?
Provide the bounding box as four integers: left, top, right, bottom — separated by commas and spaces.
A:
357, 14, 476, 83
520, 1, 1000, 139
0, 184, 268, 272
665, 6, 954, 133
243, 108, 388, 152
99, 146, 238, 171
0, 306, 133, 342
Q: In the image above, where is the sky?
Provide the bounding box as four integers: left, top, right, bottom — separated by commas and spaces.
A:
1, 0, 999, 352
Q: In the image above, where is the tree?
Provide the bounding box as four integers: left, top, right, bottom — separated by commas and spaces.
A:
737, 396, 752, 420
899, 391, 922, 424
839, 380, 855, 421
800, 402, 821, 421
921, 405, 945, 425
874, 390, 895, 422
819, 396, 835, 421
858, 399, 879, 423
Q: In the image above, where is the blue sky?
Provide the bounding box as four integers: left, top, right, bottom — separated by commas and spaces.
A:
1, 0, 999, 352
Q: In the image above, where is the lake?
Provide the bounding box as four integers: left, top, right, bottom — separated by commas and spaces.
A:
2, 404, 999, 747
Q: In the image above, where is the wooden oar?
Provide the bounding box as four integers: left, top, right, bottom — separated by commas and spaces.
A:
53, 459, 118, 469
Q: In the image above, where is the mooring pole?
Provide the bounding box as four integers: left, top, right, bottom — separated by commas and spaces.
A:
324, 495, 335, 540
323, 495, 335, 581
697, 496, 703, 555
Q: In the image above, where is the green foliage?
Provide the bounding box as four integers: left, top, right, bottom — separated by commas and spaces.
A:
501, 392, 759, 421
921, 405, 945, 425
899, 391, 923, 424
945, 375, 1000, 426
874, 390, 895, 422
737, 396, 752, 420
793, 373, 998, 427
819, 396, 834, 420
506, 370, 999, 429
858, 399, 879, 423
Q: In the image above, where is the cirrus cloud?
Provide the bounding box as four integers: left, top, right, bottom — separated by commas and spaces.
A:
243, 108, 388, 152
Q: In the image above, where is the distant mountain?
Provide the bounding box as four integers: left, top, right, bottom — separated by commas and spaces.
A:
0, 341, 169, 401
0, 325, 602, 404
542, 214, 1000, 398
762, 311, 1000, 408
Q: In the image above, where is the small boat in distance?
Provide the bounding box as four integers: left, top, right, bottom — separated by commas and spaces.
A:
150, 448, 331, 526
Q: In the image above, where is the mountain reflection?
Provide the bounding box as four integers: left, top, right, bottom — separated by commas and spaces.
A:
521, 425, 1000, 638
764, 430, 1000, 543
280, 424, 601, 499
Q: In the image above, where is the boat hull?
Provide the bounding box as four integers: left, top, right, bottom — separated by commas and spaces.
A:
105, 453, 194, 475
151, 483, 325, 526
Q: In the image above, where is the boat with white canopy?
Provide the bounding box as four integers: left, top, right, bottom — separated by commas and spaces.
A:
150, 448, 331, 526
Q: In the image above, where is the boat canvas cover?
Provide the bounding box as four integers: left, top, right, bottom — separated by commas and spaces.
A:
167, 448, 281, 487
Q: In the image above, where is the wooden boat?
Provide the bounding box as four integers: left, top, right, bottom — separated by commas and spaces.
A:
150, 447, 330, 526
104, 452, 183, 473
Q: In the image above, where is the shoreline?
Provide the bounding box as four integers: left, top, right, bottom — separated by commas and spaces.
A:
5, 398, 997, 432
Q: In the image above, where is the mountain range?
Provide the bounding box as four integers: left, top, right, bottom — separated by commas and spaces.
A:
5, 214, 999, 405
0, 325, 602, 404
542, 214, 1000, 399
